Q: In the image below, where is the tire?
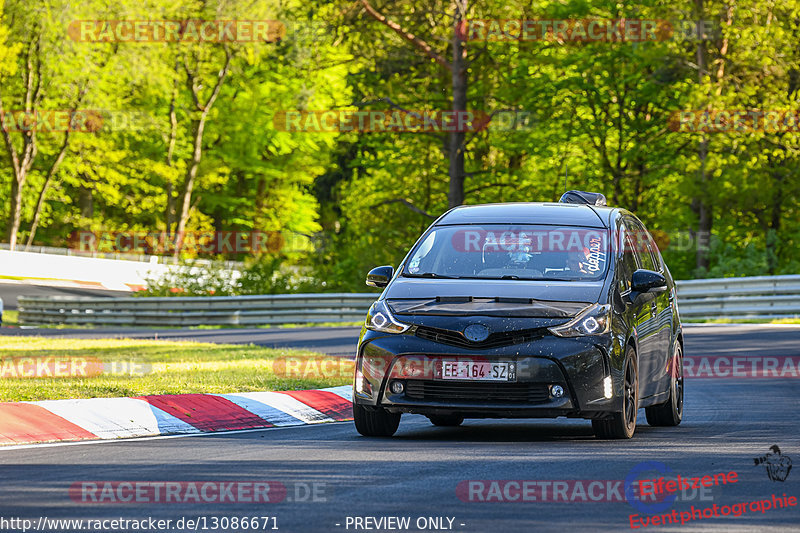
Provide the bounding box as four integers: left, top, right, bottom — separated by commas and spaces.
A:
427, 415, 464, 427
593, 347, 638, 439
645, 342, 684, 427
353, 402, 401, 437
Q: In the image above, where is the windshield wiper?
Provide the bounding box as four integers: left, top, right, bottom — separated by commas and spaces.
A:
402, 272, 460, 279
478, 275, 551, 281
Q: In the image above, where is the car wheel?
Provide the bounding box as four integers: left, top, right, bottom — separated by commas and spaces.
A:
353, 402, 401, 437
427, 415, 464, 427
593, 347, 638, 439
645, 342, 683, 427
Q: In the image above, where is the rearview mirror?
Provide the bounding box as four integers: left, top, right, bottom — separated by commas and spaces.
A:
366, 265, 394, 288
631, 269, 667, 294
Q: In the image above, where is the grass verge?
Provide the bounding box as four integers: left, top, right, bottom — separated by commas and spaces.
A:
0, 336, 351, 402
1, 310, 18, 326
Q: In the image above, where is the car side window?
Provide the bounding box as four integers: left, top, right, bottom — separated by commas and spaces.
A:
617, 220, 639, 293
646, 232, 664, 272
625, 217, 655, 270
626, 218, 658, 272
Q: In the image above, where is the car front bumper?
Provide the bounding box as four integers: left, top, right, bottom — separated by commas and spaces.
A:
353, 329, 624, 419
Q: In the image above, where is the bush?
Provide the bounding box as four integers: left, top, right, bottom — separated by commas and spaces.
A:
137, 260, 240, 297
138, 255, 330, 297
237, 255, 321, 294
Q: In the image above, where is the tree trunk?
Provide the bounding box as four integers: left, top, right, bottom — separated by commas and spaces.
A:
694, 0, 711, 272
25, 175, 50, 250
255, 175, 267, 219
172, 50, 231, 258
78, 185, 93, 218
2, 128, 36, 251
173, 115, 206, 257
165, 67, 179, 237
25, 129, 73, 249
7, 176, 24, 249
695, 139, 711, 271
766, 165, 784, 275
165, 181, 174, 236
0, 34, 42, 250
448, 0, 468, 208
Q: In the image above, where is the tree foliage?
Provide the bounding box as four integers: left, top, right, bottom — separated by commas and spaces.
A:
1, 0, 798, 292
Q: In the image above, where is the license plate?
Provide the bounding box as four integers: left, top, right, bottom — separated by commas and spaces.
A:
438, 361, 516, 382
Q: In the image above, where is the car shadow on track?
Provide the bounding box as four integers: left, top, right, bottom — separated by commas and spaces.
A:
391, 416, 597, 442
371, 412, 695, 443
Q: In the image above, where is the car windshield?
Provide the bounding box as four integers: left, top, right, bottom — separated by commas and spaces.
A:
402, 224, 610, 281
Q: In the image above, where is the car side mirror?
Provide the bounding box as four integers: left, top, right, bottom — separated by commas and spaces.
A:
366, 265, 394, 288
631, 269, 667, 294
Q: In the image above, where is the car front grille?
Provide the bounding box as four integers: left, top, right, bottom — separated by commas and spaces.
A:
404, 380, 551, 403
414, 325, 546, 350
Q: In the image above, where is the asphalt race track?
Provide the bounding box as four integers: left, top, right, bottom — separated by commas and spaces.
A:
1, 325, 799, 532
5, 323, 800, 358
0, 325, 362, 356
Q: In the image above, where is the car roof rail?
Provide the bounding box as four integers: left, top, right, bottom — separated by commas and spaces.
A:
558, 190, 607, 206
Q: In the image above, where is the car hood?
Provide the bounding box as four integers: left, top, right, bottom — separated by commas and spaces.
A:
384, 277, 602, 318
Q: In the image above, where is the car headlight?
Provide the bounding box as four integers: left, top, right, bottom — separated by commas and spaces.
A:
548, 303, 611, 337
365, 300, 410, 334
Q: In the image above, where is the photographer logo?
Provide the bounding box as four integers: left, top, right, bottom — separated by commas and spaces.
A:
754, 445, 793, 482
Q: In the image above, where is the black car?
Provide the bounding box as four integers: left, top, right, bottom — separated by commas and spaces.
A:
352, 191, 684, 439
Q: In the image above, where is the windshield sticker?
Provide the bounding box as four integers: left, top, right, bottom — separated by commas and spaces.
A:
578, 236, 607, 274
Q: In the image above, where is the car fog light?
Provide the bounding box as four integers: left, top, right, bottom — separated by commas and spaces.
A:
390, 381, 405, 394
550, 385, 564, 398
603, 376, 613, 399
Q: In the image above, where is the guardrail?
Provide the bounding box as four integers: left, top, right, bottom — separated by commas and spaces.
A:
18, 293, 377, 326
16, 275, 800, 326
675, 274, 800, 320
